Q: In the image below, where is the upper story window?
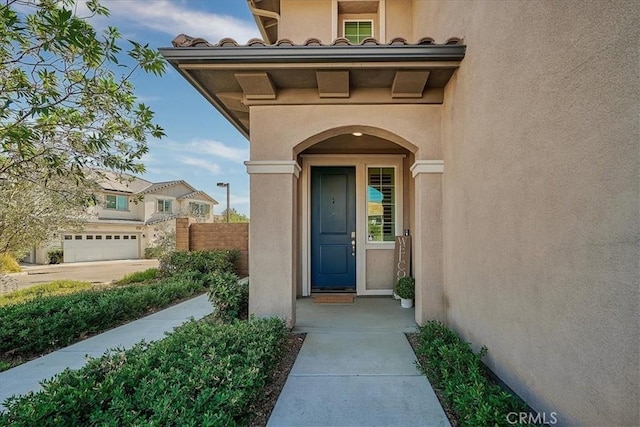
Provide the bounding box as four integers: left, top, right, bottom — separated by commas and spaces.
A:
106, 194, 128, 211
344, 20, 373, 44
157, 199, 172, 213
189, 202, 210, 217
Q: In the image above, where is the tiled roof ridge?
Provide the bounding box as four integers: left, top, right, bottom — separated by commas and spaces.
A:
171, 34, 463, 48
137, 179, 190, 195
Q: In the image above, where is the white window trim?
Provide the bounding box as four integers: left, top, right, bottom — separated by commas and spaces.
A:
300, 154, 404, 297
343, 19, 374, 44
332, 0, 386, 42
365, 164, 401, 247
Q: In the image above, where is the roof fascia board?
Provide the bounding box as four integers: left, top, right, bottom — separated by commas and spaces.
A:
158, 44, 466, 65
179, 60, 460, 71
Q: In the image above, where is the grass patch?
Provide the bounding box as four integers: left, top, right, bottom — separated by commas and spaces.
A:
114, 268, 159, 285
0, 273, 205, 369
0, 317, 287, 426
0, 280, 93, 307
412, 321, 536, 427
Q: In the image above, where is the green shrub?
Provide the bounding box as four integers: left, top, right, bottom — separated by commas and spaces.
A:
414, 321, 534, 426
0, 273, 205, 364
159, 250, 239, 277
396, 276, 415, 299
144, 246, 163, 259
0, 253, 21, 273
0, 280, 93, 307
115, 268, 159, 285
0, 318, 287, 426
46, 248, 63, 264
206, 272, 248, 322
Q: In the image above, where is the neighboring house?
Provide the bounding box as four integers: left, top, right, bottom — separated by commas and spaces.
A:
24, 171, 217, 264
159, 1, 638, 426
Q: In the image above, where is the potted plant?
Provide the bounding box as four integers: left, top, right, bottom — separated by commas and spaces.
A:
396, 276, 415, 308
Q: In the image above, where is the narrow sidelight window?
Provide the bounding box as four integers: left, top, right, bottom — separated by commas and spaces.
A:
367, 167, 395, 242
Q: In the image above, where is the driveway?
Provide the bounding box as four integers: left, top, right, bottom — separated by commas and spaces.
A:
3, 259, 160, 294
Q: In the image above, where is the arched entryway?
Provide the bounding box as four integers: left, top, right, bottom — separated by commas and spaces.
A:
295, 128, 417, 299
245, 105, 444, 328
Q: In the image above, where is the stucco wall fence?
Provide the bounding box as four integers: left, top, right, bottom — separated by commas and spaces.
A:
175, 218, 249, 277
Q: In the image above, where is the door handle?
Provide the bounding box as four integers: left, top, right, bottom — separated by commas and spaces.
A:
351, 233, 356, 257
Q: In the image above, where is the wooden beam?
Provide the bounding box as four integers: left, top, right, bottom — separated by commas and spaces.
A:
234, 72, 277, 100
316, 70, 350, 98
391, 70, 430, 98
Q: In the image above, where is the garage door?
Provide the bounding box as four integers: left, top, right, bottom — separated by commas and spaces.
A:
63, 233, 139, 263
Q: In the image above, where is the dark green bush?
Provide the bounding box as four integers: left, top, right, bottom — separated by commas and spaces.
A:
159, 250, 239, 277
206, 272, 248, 322
46, 248, 63, 264
414, 321, 534, 426
396, 276, 415, 299
0, 272, 205, 362
0, 318, 287, 427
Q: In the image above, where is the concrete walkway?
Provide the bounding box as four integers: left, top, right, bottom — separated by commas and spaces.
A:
0, 294, 212, 412
268, 297, 450, 427
1, 295, 449, 426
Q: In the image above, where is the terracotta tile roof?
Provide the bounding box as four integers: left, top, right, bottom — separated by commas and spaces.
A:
171, 35, 463, 48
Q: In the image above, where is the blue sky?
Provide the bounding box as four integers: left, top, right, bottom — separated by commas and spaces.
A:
95, 0, 262, 216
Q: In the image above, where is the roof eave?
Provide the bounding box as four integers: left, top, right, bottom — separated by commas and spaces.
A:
158, 43, 466, 140
158, 44, 466, 65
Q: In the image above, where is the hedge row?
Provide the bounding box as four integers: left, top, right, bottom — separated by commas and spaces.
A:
0, 272, 204, 361
0, 318, 287, 426
159, 250, 239, 277
414, 321, 534, 426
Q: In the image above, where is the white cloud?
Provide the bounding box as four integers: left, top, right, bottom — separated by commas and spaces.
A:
178, 156, 221, 174
150, 138, 248, 164
102, 0, 260, 44
183, 139, 249, 162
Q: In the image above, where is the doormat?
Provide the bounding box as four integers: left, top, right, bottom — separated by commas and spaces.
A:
313, 294, 355, 304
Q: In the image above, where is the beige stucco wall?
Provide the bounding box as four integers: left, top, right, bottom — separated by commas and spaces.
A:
415, 0, 639, 425
385, 0, 412, 42
250, 104, 439, 160
365, 249, 394, 289
248, 172, 298, 326
280, 0, 332, 43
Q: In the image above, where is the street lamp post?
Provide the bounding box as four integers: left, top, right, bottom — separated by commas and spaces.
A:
217, 182, 230, 223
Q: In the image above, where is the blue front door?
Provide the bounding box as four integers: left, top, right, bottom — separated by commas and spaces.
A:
311, 167, 356, 290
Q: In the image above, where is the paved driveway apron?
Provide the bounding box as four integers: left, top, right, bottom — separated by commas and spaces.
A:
5, 259, 159, 294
